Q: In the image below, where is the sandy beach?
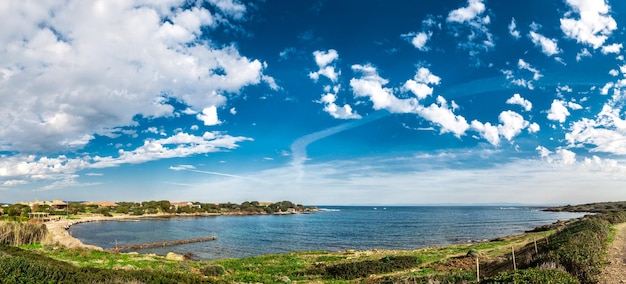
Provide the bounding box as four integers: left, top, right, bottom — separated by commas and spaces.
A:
43, 212, 224, 250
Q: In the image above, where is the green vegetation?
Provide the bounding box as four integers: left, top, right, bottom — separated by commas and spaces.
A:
0, 245, 214, 283
545, 201, 626, 213
482, 268, 579, 284
1, 201, 625, 283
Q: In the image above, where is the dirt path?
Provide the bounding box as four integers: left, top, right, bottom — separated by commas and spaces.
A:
600, 223, 626, 284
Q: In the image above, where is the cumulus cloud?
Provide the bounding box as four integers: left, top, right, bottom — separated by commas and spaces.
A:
319, 93, 362, 120
0, 0, 268, 154
471, 110, 531, 146
415, 97, 470, 137
350, 64, 468, 137
197, 106, 221, 126
547, 100, 571, 123
601, 43, 623, 54
497, 111, 529, 141
566, 97, 626, 155
529, 31, 561, 56
560, 0, 617, 49
310, 50, 361, 119
447, 0, 486, 23
471, 121, 500, 145
309, 49, 340, 82
403, 32, 431, 51
506, 93, 533, 111
402, 67, 441, 100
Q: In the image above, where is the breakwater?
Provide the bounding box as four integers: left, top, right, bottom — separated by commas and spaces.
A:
113, 236, 217, 252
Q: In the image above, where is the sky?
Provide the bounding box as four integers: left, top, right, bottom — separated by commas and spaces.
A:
1, 0, 626, 205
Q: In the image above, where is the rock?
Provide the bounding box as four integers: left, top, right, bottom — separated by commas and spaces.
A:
165, 252, 185, 261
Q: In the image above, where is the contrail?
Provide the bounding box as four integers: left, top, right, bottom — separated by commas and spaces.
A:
290, 110, 390, 181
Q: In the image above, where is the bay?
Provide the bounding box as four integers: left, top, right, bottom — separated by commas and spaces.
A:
68, 206, 586, 260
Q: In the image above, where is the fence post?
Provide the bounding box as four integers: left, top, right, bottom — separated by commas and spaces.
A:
476, 257, 480, 282
512, 246, 517, 271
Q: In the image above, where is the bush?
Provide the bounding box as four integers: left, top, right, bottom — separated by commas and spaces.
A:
318, 255, 420, 280
546, 217, 609, 283
201, 264, 226, 276
482, 268, 579, 284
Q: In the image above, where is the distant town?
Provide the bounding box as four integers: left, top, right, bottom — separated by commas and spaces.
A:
0, 200, 316, 220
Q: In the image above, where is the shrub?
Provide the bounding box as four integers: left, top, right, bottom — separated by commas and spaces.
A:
318, 255, 420, 280
201, 264, 226, 276
482, 268, 579, 284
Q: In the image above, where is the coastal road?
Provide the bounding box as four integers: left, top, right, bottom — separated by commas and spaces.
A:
600, 223, 626, 284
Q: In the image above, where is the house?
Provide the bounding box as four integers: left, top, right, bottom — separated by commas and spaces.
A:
171, 202, 201, 210
50, 200, 68, 210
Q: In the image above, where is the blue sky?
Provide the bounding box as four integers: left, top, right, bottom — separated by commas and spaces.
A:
1, 0, 626, 205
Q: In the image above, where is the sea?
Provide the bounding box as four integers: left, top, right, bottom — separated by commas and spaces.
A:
68, 206, 587, 260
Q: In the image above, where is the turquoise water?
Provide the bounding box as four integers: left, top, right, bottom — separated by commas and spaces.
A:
68, 206, 586, 260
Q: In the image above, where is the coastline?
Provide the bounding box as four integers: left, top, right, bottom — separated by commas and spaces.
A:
44, 211, 305, 250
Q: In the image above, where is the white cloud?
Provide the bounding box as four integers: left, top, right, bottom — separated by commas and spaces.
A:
609, 69, 619, 77
529, 31, 561, 56
415, 97, 470, 138
576, 48, 593, 61
528, 122, 540, 133
92, 132, 251, 168
547, 100, 571, 123
309, 49, 340, 83
471, 120, 500, 145
518, 59, 542, 81
447, 0, 486, 23
169, 164, 196, 171
497, 111, 529, 141
0, 1, 267, 154
350, 64, 417, 113
566, 99, 626, 155
207, 0, 247, 20
508, 18, 521, 39
313, 49, 339, 68
403, 32, 431, 51
601, 43, 623, 54
506, 93, 532, 111
567, 101, 583, 110
197, 106, 221, 126
446, 0, 494, 57
471, 110, 530, 146
278, 47, 296, 61
350, 65, 468, 137
504, 59, 542, 90
401, 67, 441, 100
319, 93, 362, 120
230, 107, 237, 115
560, 0, 617, 49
